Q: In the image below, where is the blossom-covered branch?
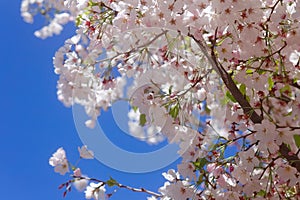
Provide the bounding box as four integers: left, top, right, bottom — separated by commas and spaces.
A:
23, 0, 300, 199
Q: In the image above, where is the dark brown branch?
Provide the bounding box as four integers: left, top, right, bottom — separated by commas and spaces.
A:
190, 34, 300, 173
189, 33, 263, 123
279, 144, 300, 171
215, 65, 263, 123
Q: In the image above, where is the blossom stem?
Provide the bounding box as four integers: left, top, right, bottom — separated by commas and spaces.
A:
73, 176, 162, 197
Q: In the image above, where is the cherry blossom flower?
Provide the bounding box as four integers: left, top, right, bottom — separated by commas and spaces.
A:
277, 164, 298, 186
73, 168, 89, 192
85, 182, 106, 200
49, 147, 69, 175
160, 180, 194, 200
162, 169, 180, 183
78, 145, 94, 159
177, 162, 196, 181
74, 178, 89, 192
23, 0, 300, 199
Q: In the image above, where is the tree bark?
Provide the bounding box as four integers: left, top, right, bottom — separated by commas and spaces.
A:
191, 35, 300, 173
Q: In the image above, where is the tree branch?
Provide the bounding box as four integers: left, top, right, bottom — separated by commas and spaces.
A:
278, 144, 300, 172
190, 34, 300, 173
73, 176, 162, 198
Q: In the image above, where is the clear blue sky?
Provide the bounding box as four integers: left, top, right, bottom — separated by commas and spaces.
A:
0, 1, 179, 200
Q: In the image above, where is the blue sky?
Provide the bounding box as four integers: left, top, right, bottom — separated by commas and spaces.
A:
0, 1, 179, 200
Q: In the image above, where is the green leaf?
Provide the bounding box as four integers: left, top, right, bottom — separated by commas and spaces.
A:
239, 84, 246, 96
205, 104, 211, 113
139, 114, 147, 126
226, 91, 237, 103
75, 17, 81, 27
107, 177, 118, 187
246, 69, 254, 74
293, 135, 300, 148
268, 76, 274, 90
88, 0, 99, 7
246, 95, 250, 102
256, 69, 264, 75
169, 104, 179, 119
193, 158, 208, 170
256, 189, 266, 197
132, 106, 138, 112
280, 85, 291, 94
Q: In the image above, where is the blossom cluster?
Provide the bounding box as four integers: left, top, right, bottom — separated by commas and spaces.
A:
22, 0, 300, 199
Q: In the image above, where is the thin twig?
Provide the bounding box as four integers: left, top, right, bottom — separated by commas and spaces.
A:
73, 176, 162, 198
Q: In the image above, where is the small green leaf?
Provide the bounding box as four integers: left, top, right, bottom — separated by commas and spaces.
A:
239, 84, 246, 96
75, 17, 81, 27
246, 95, 250, 102
169, 104, 179, 119
280, 85, 291, 94
226, 91, 237, 103
268, 77, 274, 90
246, 69, 254, 74
205, 104, 211, 114
139, 114, 147, 126
88, 0, 99, 6
257, 189, 266, 197
293, 135, 300, 148
132, 106, 138, 112
256, 69, 264, 75
193, 158, 208, 170
107, 177, 118, 187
